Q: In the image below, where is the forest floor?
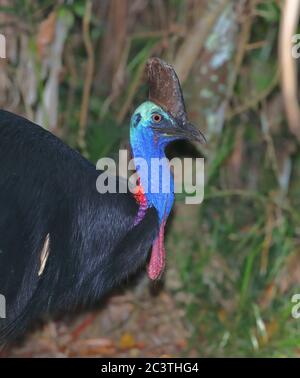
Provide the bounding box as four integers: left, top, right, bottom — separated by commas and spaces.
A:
3, 278, 193, 357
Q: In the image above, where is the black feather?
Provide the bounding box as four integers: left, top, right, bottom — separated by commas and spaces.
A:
0, 109, 159, 342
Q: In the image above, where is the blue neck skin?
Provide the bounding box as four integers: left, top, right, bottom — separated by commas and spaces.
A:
130, 103, 175, 224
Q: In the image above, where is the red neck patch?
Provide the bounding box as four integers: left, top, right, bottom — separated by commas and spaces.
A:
134, 177, 147, 206
133, 177, 148, 226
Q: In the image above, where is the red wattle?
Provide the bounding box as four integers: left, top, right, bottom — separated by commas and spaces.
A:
147, 222, 166, 280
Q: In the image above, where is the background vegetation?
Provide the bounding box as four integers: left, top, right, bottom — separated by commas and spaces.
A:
1, 0, 300, 357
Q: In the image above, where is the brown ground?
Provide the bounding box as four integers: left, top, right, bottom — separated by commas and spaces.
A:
2, 273, 194, 358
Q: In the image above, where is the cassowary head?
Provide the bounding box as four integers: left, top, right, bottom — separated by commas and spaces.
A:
130, 57, 205, 147
129, 58, 205, 280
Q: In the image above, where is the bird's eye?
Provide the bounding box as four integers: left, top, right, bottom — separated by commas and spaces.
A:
152, 113, 162, 123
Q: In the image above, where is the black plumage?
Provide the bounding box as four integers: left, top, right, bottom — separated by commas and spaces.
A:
0, 109, 159, 342
0, 57, 204, 344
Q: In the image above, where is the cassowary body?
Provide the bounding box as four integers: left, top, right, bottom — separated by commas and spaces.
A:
0, 109, 159, 340
0, 58, 204, 343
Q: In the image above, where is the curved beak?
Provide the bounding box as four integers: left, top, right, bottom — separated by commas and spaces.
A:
152, 121, 206, 144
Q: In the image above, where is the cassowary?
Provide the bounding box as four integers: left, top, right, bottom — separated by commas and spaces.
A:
0, 58, 204, 343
